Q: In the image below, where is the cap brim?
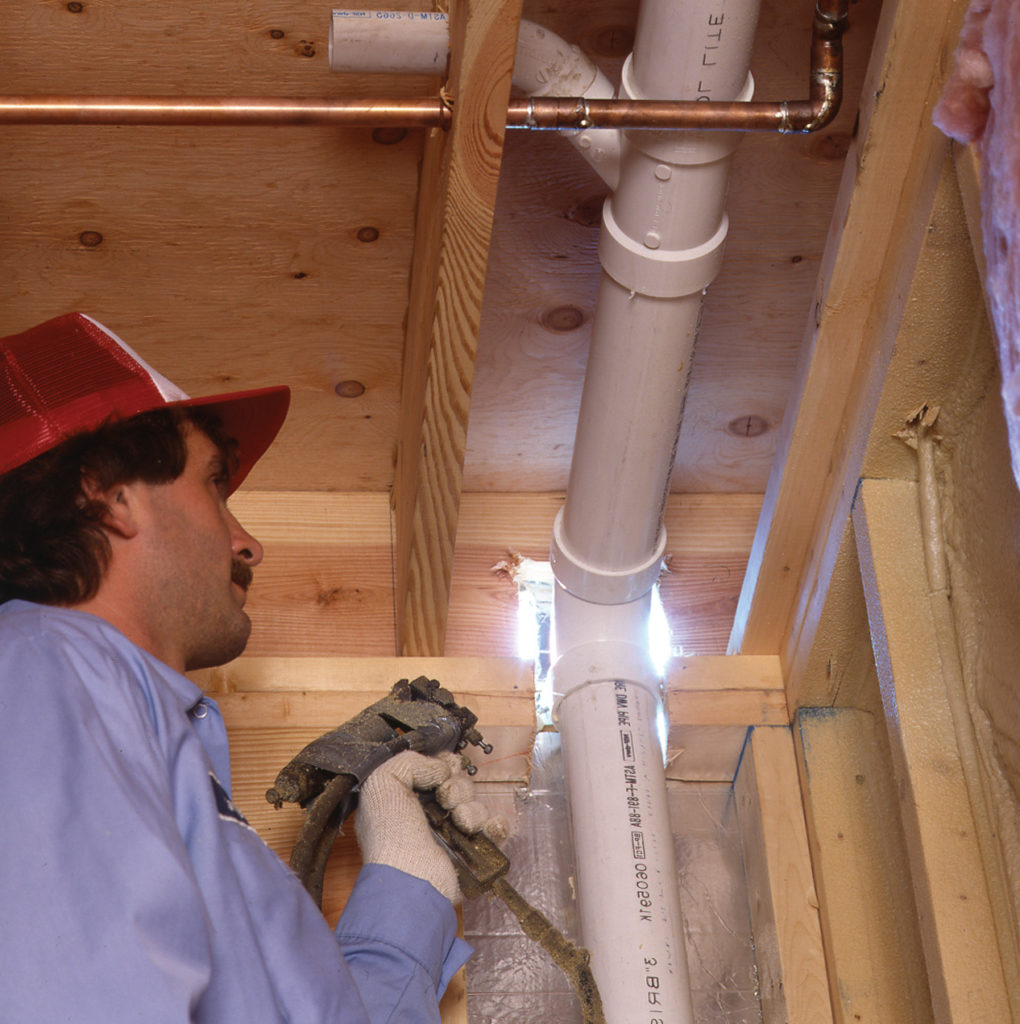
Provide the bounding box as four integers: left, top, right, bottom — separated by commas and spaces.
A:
176, 385, 290, 493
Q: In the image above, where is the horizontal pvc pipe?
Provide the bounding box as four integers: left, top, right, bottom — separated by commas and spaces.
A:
329, 10, 450, 75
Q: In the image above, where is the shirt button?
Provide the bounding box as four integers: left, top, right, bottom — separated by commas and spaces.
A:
192, 701, 210, 720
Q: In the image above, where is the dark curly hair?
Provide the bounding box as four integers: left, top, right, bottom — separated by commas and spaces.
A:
0, 406, 237, 607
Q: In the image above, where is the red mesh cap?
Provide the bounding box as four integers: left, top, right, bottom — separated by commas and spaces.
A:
0, 313, 290, 492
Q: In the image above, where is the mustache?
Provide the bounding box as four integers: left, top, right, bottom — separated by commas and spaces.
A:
231, 560, 254, 592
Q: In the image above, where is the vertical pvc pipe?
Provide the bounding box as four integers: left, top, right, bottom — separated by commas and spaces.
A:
558, 677, 688, 1021
551, 1, 762, 1021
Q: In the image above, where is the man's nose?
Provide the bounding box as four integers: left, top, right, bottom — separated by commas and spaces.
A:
231, 514, 264, 567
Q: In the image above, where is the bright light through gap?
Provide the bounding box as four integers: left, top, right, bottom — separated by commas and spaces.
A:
515, 559, 680, 720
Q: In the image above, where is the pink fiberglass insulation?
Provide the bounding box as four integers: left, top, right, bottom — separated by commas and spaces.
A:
935, 0, 1020, 489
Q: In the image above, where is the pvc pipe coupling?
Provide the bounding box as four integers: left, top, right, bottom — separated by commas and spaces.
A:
551, 506, 667, 606
597, 63, 755, 299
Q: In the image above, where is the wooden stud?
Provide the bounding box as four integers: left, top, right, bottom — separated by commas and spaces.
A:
393, 0, 523, 657
852, 478, 1012, 1023
795, 707, 935, 1024
734, 725, 832, 1024
781, 150, 996, 710
729, 0, 967, 668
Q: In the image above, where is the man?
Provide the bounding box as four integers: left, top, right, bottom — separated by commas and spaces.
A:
0, 313, 502, 1022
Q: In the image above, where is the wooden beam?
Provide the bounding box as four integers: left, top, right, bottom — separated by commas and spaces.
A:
781, 151, 996, 709
795, 707, 935, 1024
852, 478, 1012, 1022
734, 725, 832, 1024
193, 654, 537, 781
393, 0, 523, 657
665, 654, 786, 782
446, 491, 762, 658
226, 490, 761, 661
729, 0, 966, 666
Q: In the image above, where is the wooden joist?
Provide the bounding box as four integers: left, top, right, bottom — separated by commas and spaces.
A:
393, 0, 523, 657
226, 489, 761, 660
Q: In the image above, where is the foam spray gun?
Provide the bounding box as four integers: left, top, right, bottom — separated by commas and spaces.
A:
266, 676, 604, 1024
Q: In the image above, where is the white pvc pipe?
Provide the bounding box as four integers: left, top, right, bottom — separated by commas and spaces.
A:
512, 20, 621, 189
329, 10, 450, 76
328, 12, 621, 187
629, 0, 760, 101
550, 0, 762, 1021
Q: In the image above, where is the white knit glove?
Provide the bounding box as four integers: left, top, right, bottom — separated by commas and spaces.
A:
356, 750, 509, 904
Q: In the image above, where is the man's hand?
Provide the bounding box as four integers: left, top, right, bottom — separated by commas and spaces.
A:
356, 751, 508, 904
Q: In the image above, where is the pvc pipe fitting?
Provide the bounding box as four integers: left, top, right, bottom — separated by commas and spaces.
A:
599, 201, 728, 297
551, 507, 667, 605
513, 20, 599, 96
619, 58, 754, 165
512, 20, 622, 189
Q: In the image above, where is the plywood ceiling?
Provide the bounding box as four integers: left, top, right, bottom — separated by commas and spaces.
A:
0, 0, 883, 656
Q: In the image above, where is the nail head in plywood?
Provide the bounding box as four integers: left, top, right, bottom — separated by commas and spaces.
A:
734, 725, 832, 1024
852, 477, 1012, 1024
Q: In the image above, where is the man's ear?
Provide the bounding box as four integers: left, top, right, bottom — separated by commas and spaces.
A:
80, 474, 142, 540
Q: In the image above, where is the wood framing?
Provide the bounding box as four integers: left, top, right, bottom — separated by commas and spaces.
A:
393, 0, 523, 657
734, 725, 831, 1024
853, 479, 1013, 1022
197, 653, 807, 1022
729, 0, 966, 675
795, 707, 935, 1024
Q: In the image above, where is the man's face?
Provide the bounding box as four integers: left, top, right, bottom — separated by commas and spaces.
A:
138, 426, 263, 672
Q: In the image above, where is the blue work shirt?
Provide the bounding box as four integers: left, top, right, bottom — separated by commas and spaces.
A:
0, 600, 470, 1022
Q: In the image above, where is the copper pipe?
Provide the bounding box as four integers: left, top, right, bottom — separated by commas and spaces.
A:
509, 0, 847, 133
0, 96, 452, 129
0, 0, 845, 135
